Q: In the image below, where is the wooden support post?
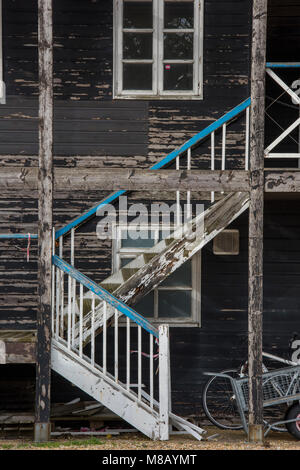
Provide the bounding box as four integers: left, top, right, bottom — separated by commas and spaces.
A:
248, 0, 267, 443
34, 0, 53, 443
159, 325, 170, 441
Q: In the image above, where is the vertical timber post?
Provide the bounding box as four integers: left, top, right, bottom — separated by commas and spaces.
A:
159, 325, 170, 441
248, 0, 267, 443
34, 0, 53, 443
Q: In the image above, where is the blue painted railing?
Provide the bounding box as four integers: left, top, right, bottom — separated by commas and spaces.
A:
53, 254, 159, 338
266, 63, 300, 68
0, 97, 251, 241
0, 234, 38, 239
55, 97, 251, 239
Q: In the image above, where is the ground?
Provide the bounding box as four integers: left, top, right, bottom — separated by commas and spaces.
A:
0, 427, 300, 450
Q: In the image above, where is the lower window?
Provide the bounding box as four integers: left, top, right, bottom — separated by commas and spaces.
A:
112, 226, 201, 326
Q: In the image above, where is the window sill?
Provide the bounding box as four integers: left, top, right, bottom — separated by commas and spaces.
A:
113, 94, 204, 101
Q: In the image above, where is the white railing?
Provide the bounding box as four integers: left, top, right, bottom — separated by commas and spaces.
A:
52, 254, 171, 439
265, 63, 300, 161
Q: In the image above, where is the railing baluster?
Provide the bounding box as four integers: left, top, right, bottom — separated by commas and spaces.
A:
68, 275, 71, 349
221, 124, 226, 196
150, 334, 154, 409
222, 123, 226, 171
72, 279, 76, 347
79, 283, 83, 358
51, 228, 55, 334
71, 228, 75, 266
114, 308, 118, 382
211, 131, 215, 203
245, 106, 250, 171
138, 325, 142, 401
187, 148, 191, 221
59, 236, 64, 338
126, 316, 130, 391
71, 228, 76, 347
103, 301, 107, 375
55, 266, 60, 340
91, 293, 95, 367
176, 155, 180, 227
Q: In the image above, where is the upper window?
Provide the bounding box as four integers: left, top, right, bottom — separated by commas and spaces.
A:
114, 0, 203, 99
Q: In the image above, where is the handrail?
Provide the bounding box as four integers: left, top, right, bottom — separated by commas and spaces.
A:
52, 254, 159, 338
0, 234, 38, 239
266, 62, 300, 68
55, 97, 251, 239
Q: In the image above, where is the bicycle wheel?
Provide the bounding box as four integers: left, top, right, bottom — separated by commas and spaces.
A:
202, 369, 243, 430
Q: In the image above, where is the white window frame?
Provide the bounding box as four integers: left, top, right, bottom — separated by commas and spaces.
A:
112, 224, 201, 327
113, 0, 204, 100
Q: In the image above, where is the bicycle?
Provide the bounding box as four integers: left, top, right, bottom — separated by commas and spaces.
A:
202, 350, 299, 432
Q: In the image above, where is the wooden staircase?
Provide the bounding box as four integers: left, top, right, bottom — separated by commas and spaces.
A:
52, 255, 205, 441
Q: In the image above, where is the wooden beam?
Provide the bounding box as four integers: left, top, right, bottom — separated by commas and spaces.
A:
8, 167, 300, 193
0, 168, 250, 192
265, 170, 300, 192
248, 0, 267, 443
35, 0, 53, 443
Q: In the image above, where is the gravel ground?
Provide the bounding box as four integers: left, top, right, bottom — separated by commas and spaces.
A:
0, 427, 300, 450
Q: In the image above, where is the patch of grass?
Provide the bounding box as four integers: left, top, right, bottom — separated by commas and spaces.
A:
15, 437, 106, 449
0, 444, 14, 449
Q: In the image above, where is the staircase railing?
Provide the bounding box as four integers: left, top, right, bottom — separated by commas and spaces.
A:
52, 254, 171, 439
265, 63, 300, 161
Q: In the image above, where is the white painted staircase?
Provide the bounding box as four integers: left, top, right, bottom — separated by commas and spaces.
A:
52, 255, 205, 440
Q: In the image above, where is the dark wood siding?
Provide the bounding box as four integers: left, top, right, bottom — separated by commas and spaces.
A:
0, 0, 255, 415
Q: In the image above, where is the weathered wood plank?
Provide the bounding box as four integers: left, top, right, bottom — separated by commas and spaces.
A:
7, 167, 300, 193
248, 0, 267, 443
265, 171, 300, 192
35, 0, 53, 443
0, 168, 250, 192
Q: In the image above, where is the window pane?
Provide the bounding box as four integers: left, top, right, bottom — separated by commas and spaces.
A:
160, 260, 192, 287
123, 1, 153, 29
158, 290, 192, 318
164, 33, 193, 60
123, 33, 153, 60
135, 291, 154, 318
123, 63, 153, 90
164, 1, 194, 29
164, 63, 193, 91
121, 229, 156, 248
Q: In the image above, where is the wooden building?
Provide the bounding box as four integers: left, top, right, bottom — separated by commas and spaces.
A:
0, 0, 300, 441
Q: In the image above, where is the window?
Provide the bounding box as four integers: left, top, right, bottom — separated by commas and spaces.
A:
112, 225, 201, 326
213, 230, 239, 255
114, 0, 203, 99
